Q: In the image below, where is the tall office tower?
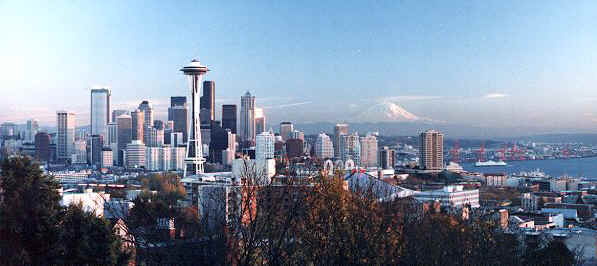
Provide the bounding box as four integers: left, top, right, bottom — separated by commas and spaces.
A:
286, 138, 304, 159
111, 109, 128, 124
180, 59, 209, 176
256, 131, 275, 161
279, 122, 293, 142
170, 132, 184, 147
314, 133, 334, 159
360, 134, 378, 168
126, 140, 146, 169
87, 134, 104, 167
131, 109, 144, 142
90, 88, 111, 137
106, 122, 118, 145
290, 130, 304, 141
25, 119, 39, 143
72, 140, 87, 163
254, 107, 266, 134
138, 100, 154, 144
378, 146, 396, 169
419, 129, 444, 170
339, 133, 361, 166
116, 114, 132, 166
222, 104, 237, 134
240, 91, 256, 146
209, 121, 235, 164
334, 123, 349, 159
200, 80, 215, 125
35, 132, 51, 162
56, 111, 75, 162
168, 96, 188, 143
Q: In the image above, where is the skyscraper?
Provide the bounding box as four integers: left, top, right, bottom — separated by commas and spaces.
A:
87, 134, 104, 167
56, 111, 76, 162
289, 130, 304, 141
126, 140, 146, 169
131, 109, 144, 142
200, 80, 215, 125
106, 122, 118, 145
25, 119, 39, 143
256, 131, 275, 161
314, 133, 334, 159
222, 104, 237, 134
35, 132, 50, 162
138, 100, 154, 145
255, 107, 265, 134
279, 122, 293, 142
90, 88, 111, 137
116, 114, 132, 166
286, 138, 304, 159
360, 134, 378, 168
209, 121, 235, 164
334, 123, 349, 159
168, 96, 188, 143
419, 129, 444, 170
240, 91, 256, 146
339, 133, 360, 166
111, 109, 128, 123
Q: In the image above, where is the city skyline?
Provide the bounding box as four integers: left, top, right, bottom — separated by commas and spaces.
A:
2, 1, 597, 135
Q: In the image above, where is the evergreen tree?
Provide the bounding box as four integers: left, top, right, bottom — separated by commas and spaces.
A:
0, 157, 63, 265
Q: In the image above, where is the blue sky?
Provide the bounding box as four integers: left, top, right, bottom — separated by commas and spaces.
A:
1, 0, 597, 133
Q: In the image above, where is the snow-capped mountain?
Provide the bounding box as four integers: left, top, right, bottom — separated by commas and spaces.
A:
354, 101, 420, 122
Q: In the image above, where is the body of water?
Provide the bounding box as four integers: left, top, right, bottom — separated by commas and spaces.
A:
461, 157, 597, 178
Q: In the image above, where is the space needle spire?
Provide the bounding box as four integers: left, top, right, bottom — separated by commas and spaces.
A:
180, 59, 209, 177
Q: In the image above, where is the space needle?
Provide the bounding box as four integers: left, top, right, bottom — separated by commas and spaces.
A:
180, 59, 209, 177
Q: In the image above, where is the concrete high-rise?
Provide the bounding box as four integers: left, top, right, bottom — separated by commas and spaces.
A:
131, 109, 144, 142
180, 59, 209, 176
116, 114, 132, 166
289, 130, 304, 141
256, 131, 275, 161
339, 133, 360, 166
200, 80, 215, 125
286, 138, 304, 159
168, 96, 188, 143
279, 122, 293, 142
126, 140, 146, 169
334, 123, 349, 159
255, 107, 265, 134
90, 88, 111, 137
106, 122, 118, 145
222, 104, 237, 134
360, 134, 378, 168
378, 146, 396, 169
56, 111, 76, 162
419, 129, 444, 170
314, 133, 334, 159
240, 91, 256, 146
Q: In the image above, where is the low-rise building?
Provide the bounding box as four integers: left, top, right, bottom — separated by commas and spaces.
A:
413, 185, 480, 208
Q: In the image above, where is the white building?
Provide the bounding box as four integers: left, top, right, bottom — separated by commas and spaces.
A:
126, 140, 146, 169
340, 133, 361, 166
145, 146, 172, 171
413, 185, 480, 208
314, 133, 334, 159
102, 148, 113, 168
360, 134, 378, 168
61, 188, 110, 217
90, 88, 111, 137
171, 146, 186, 171
232, 157, 275, 185
256, 131, 275, 161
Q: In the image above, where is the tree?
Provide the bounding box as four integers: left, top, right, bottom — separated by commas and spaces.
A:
0, 157, 63, 265
58, 204, 130, 265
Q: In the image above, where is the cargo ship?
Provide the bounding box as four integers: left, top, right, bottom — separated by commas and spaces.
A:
474, 160, 507, 167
